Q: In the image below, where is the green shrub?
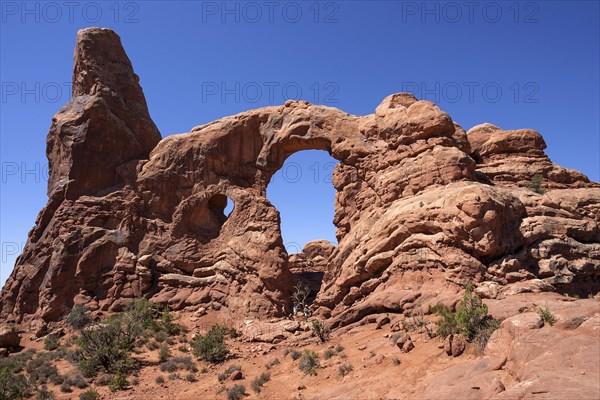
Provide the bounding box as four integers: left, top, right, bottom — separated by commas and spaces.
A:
60, 381, 72, 393
159, 344, 171, 362
160, 361, 178, 373
0, 366, 31, 399
36, 385, 55, 400
95, 373, 111, 386
146, 341, 159, 350
290, 349, 301, 360
185, 373, 197, 382
227, 384, 246, 400
73, 317, 136, 378
173, 356, 197, 371
338, 363, 353, 377
251, 371, 271, 393
265, 358, 280, 369
69, 374, 88, 389
26, 356, 60, 385
154, 331, 168, 343
178, 345, 189, 353
68, 305, 92, 330
323, 348, 335, 360
108, 371, 129, 392
155, 375, 165, 384
160, 306, 181, 336
433, 284, 499, 351
525, 174, 546, 194
79, 388, 100, 400
311, 320, 331, 343
191, 325, 229, 363
44, 334, 61, 351
298, 350, 319, 376
538, 305, 556, 326
124, 298, 159, 332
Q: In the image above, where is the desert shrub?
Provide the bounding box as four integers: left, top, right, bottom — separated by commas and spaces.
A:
155, 375, 165, 384
298, 350, 319, 376
191, 325, 229, 363
44, 334, 61, 351
538, 305, 556, 326
73, 318, 135, 378
159, 344, 171, 362
335, 344, 344, 353
526, 174, 546, 194
124, 298, 159, 332
178, 345, 189, 353
218, 372, 229, 382
131, 377, 139, 386
389, 332, 403, 346
146, 341, 159, 350
60, 381, 72, 393
173, 356, 196, 371
108, 371, 129, 392
0, 366, 31, 399
154, 331, 168, 343
219, 364, 241, 382
160, 306, 181, 336
391, 357, 400, 366
160, 361, 179, 373
338, 363, 353, 377
338, 352, 347, 359
433, 284, 499, 350
185, 373, 197, 382
69, 374, 88, 389
251, 371, 271, 393
168, 372, 180, 380
36, 385, 55, 400
290, 349, 301, 360
95, 373, 111, 386
311, 320, 331, 343
76, 388, 98, 400
79, 388, 100, 400
68, 305, 92, 330
227, 384, 246, 400
323, 348, 335, 360
26, 356, 60, 385
265, 358, 280, 369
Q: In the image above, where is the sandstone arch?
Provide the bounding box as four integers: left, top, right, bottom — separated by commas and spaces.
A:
1, 28, 598, 326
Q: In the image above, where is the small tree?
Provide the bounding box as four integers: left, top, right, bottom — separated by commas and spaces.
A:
191, 325, 229, 363
433, 284, 499, 351
525, 174, 546, 194
68, 305, 92, 330
311, 320, 331, 343
291, 283, 310, 315
73, 317, 135, 377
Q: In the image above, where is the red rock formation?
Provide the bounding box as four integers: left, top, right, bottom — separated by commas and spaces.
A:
1, 28, 598, 326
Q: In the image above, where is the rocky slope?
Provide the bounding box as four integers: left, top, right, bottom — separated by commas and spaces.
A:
0, 27, 598, 332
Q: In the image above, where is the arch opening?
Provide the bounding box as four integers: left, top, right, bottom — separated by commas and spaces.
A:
266, 150, 339, 309
174, 193, 235, 243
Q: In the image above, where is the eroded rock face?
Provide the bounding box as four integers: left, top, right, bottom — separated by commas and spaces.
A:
1, 28, 598, 324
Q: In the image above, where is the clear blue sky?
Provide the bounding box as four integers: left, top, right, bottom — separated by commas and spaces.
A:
1, 1, 599, 287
